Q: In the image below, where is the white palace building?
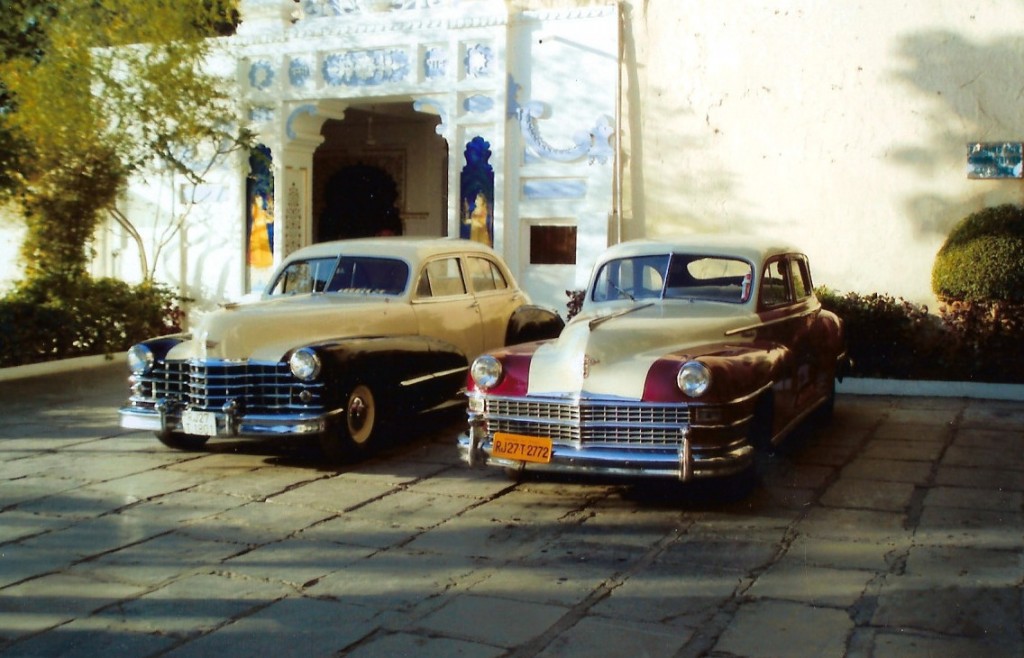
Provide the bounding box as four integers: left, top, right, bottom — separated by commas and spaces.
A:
6, 0, 1024, 318
97, 0, 620, 315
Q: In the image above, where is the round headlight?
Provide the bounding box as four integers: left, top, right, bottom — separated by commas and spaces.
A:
677, 361, 711, 397
127, 344, 154, 375
470, 355, 503, 390
289, 348, 321, 381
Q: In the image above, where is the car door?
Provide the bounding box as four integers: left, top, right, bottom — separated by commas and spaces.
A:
411, 255, 485, 359
757, 255, 814, 424
465, 255, 526, 351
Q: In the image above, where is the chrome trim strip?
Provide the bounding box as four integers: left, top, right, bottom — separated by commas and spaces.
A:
400, 365, 469, 387
118, 407, 328, 437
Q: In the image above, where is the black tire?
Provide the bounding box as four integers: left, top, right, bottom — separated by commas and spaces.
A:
155, 431, 210, 451
320, 382, 383, 461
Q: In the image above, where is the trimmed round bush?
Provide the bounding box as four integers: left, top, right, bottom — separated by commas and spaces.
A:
932, 204, 1024, 302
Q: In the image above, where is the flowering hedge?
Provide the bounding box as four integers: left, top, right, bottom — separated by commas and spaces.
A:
0, 277, 187, 368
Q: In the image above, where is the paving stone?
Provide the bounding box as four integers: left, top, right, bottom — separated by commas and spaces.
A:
960, 402, 1024, 431
0, 617, 177, 658
819, 477, 916, 512
913, 506, 1024, 550
588, 562, 742, 630
0, 571, 149, 638
115, 489, 251, 527
342, 488, 480, 530
923, 485, 1023, 513
175, 498, 335, 545
88, 572, 290, 639
263, 474, 402, 513
164, 596, 380, 658
902, 545, 1022, 586
0, 510, 72, 545
840, 456, 933, 484
713, 600, 853, 658
69, 531, 247, 587
415, 593, 567, 649
747, 561, 876, 608
797, 507, 910, 545
657, 535, 780, 573
305, 548, 478, 611
222, 537, 370, 587
954, 427, 1024, 450
872, 630, 1022, 658
297, 512, 419, 550
536, 615, 691, 658
873, 421, 953, 441
345, 630, 504, 658
935, 464, 1024, 491
943, 443, 1024, 469
783, 535, 894, 572
862, 439, 946, 462
871, 577, 1022, 641
464, 555, 612, 607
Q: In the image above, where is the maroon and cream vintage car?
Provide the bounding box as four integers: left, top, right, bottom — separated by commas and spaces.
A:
458, 235, 846, 483
119, 237, 563, 460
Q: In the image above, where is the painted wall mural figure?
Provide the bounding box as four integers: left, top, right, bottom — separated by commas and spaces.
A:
460, 136, 494, 247
247, 144, 275, 292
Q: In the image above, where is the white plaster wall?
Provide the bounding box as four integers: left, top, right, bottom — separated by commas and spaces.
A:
100, 159, 248, 313
0, 222, 23, 294
621, 0, 1024, 309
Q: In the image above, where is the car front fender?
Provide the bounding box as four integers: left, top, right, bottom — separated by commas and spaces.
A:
303, 335, 469, 410
505, 305, 565, 345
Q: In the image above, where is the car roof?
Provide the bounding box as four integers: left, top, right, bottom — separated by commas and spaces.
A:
282, 236, 500, 264
598, 234, 804, 264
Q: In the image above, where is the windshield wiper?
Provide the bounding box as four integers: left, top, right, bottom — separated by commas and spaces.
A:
609, 282, 635, 302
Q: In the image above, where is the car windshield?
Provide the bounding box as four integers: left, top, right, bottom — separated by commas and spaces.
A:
268, 256, 409, 296
592, 253, 753, 304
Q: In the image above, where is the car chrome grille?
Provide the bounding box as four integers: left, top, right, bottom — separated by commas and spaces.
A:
132, 360, 324, 413
482, 396, 689, 447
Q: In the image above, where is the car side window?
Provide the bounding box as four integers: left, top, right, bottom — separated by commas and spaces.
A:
790, 257, 812, 300
760, 259, 793, 307
416, 257, 468, 298
467, 257, 509, 293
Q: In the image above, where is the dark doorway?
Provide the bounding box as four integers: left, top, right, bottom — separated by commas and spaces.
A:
317, 164, 403, 241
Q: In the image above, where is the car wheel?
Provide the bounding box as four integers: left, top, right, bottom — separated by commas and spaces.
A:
320, 382, 382, 461
155, 431, 210, 451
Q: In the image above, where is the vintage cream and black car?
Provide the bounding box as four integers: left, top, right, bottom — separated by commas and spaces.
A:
459, 236, 846, 483
119, 237, 563, 459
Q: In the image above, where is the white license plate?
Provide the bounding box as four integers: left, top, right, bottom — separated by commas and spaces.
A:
181, 410, 218, 436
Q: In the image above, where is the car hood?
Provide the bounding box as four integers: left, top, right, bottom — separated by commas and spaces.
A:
526, 302, 757, 399
167, 294, 412, 362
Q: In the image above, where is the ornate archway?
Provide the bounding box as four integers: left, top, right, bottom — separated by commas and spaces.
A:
317, 164, 403, 241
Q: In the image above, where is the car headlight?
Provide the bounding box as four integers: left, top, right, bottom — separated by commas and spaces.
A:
677, 361, 711, 397
470, 355, 503, 390
289, 348, 322, 381
127, 344, 154, 375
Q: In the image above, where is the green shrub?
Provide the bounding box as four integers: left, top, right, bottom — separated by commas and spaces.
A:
816, 287, 955, 379
932, 204, 1024, 302
0, 276, 187, 367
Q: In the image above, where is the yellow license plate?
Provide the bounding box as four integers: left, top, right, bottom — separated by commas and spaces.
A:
492, 432, 553, 463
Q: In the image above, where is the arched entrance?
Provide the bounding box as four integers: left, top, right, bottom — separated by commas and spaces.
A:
318, 164, 402, 240
312, 103, 447, 243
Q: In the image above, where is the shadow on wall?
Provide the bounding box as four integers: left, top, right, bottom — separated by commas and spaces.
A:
892, 29, 1024, 239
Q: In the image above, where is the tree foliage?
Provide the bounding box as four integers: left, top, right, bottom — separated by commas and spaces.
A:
0, 0, 246, 283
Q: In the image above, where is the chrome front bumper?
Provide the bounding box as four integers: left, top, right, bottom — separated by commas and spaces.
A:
457, 421, 754, 482
119, 400, 329, 438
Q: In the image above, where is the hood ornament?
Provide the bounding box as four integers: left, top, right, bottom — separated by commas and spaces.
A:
582, 354, 600, 379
